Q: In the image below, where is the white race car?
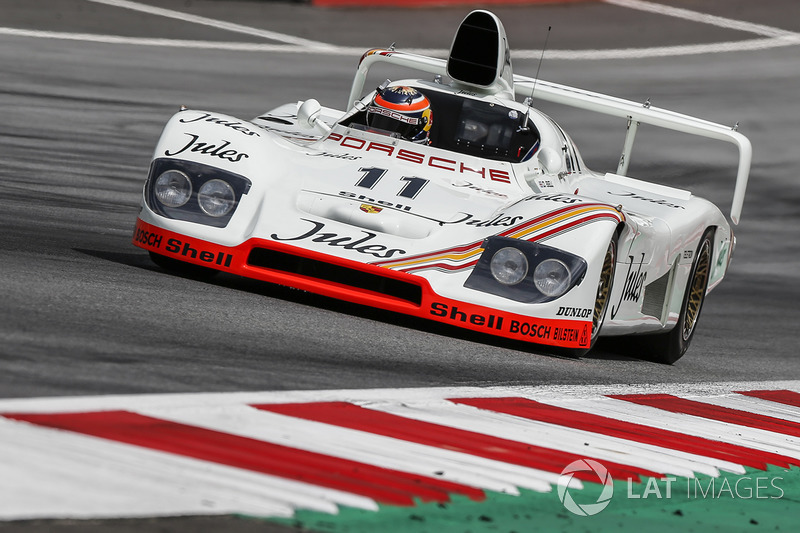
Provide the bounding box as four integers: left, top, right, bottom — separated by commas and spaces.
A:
133, 10, 751, 363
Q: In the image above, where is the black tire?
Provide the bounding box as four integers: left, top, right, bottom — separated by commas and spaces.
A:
642, 228, 714, 364
570, 238, 616, 357
149, 251, 220, 280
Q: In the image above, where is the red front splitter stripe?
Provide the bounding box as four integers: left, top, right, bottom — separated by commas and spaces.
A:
133, 217, 591, 349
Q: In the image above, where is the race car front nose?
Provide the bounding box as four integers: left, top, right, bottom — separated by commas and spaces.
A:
464, 236, 587, 303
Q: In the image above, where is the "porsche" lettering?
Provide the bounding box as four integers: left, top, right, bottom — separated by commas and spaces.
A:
326, 133, 511, 184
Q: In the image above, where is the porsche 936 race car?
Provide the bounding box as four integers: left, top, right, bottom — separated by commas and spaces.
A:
133, 10, 752, 363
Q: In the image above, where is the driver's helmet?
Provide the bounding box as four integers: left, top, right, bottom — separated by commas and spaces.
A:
367, 86, 432, 144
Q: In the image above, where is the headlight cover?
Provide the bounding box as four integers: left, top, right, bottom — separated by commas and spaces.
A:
465, 236, 587, 303
145, 158, 251, 228
490, 247, 529, 285
198, 179, 236, 217
534, 259, 571, 297
154, 170, 192, 207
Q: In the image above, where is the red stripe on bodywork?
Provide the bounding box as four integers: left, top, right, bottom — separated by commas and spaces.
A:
3, 411, 484, 506
254, 402, 660, 482
610, 394, 800, 438
451, 397, 798, 471
736, 389, 800, 409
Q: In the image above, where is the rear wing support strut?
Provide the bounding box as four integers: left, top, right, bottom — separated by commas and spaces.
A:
617, 117, 640, 177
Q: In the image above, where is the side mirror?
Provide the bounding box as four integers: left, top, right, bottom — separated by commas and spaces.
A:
297, 99, 328, 132
537, 147, 562, 174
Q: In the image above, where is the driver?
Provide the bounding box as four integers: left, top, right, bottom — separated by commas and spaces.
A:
366, 85, 433, 144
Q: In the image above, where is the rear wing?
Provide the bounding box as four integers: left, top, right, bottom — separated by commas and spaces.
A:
349, 49, 752, 224
512, 75, 752, 225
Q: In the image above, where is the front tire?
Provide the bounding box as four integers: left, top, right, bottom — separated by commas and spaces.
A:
569, 238, 616, 357
643, 228, 714, 364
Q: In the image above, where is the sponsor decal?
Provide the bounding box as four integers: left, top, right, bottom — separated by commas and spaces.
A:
451, 181, 509, 199
133, 227, 163, 249
308, 151, 361, 160
360, 204, 383, 214
179, 112, 261, 137
430, 302, 504, 330
610, 253, 647, 319
133, 223, 233, 267
430, 302, 590, 348
164, 238, 234, 267
556, 306, 592, 318
367, 106, 420, 125
463, 213, 524, 228
339, 191, 412, 212
325, 132, 511, 184
527, 193, 582, 204
165, 133, 249, 163
271, 218, 406, 259
683, 250, 694, 260
609, 191, 686, 209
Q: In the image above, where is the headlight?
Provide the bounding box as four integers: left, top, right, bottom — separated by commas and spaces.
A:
465, 236, 586, 303
197, 179, 236, 217
534, 258, 571, 297
490, 247, 528, 285
154, 170, 192, 207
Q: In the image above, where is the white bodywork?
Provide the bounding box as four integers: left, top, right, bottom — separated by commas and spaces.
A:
134, 10, 751, 354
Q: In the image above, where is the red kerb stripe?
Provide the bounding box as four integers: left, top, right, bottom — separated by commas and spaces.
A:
451, 397, 798, 471
2, 411, 484, 506
254, 401, 661, 482
736, 389, 800, 409
610, 394, 800, 438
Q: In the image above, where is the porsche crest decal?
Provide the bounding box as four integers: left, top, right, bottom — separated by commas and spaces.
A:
360, 204, 383, 214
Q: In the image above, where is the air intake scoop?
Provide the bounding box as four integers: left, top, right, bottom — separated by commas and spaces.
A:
447, 10, 515, 98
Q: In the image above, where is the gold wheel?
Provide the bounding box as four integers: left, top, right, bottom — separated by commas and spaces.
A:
592, 240, 616, 343
682, 237, 710, 341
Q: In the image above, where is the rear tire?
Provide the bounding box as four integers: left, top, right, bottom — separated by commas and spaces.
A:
642, 228, 714, 364
149, 251, 219, 280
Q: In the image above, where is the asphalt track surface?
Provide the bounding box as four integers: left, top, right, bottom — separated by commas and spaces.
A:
0, 0, 799, 529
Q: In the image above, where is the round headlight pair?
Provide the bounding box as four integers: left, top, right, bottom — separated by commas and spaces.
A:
153, 171, 235, 217
489, 247, 571, 297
